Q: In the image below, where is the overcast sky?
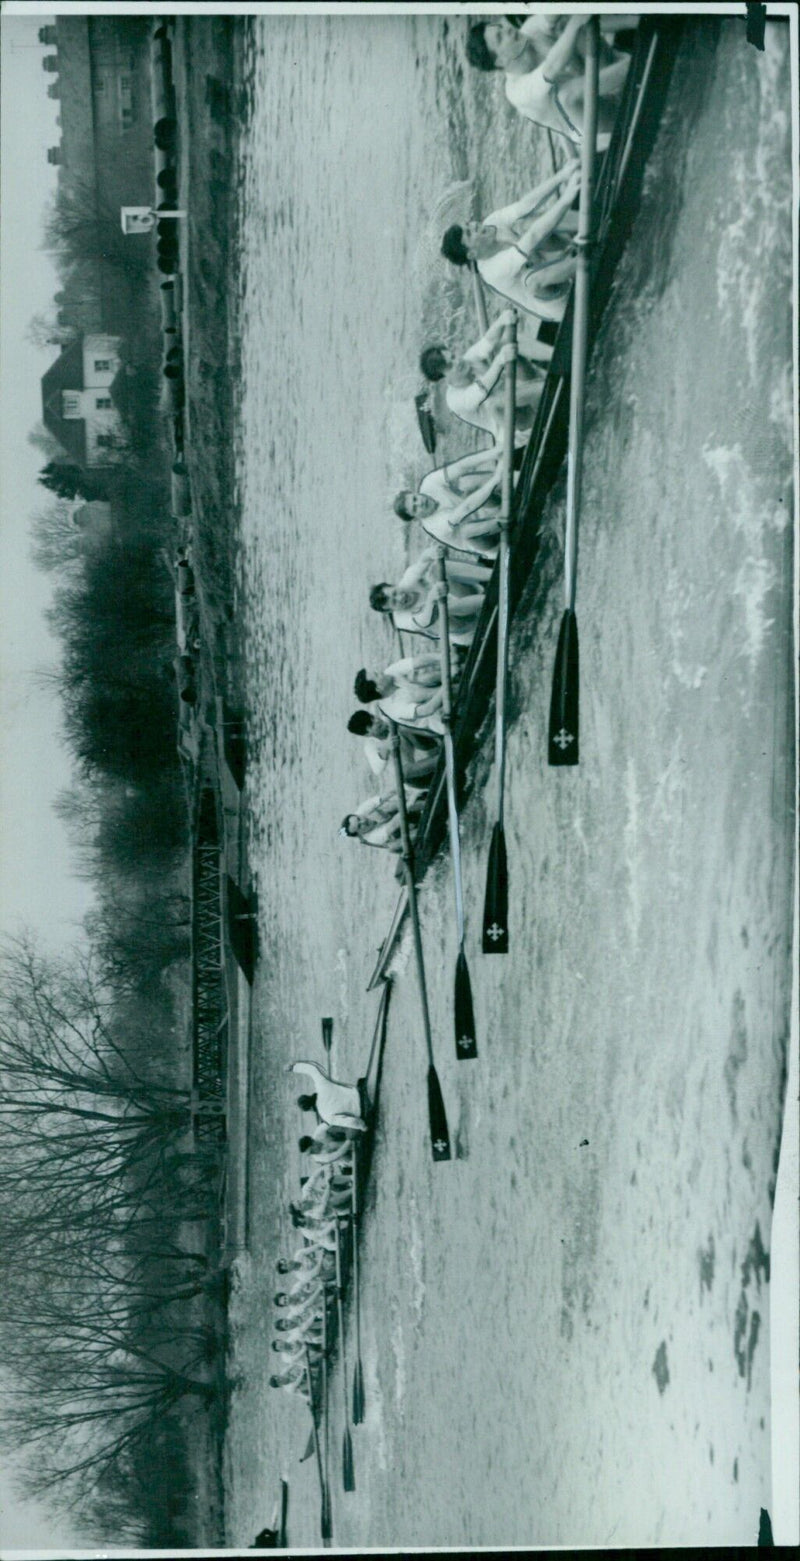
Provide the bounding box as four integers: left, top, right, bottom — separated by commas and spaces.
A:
0, 10, 95, 958
0, 10, 95, 1552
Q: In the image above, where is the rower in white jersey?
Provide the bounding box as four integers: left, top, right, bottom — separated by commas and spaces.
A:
466, 15, 634, 151
441, 161, 582, 325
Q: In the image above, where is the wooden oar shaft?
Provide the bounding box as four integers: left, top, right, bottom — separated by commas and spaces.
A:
471, 262, 489, 336
564, 17, 600, 613
321, 1297, 330, 1484
389, 726, 435, 1070
305, 1347, 329, 1528
334, 1222, 348, 1387
495, 315, 518, 823
435, 557, 466, 947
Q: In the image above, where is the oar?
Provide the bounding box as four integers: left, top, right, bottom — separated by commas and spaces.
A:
389, 723, 451, 1161
321, 1292, 331, 1517
321, 1017, 333, 1066
471, 261, 489, 336
350, 1150, 365, 1423
305, 1347, 331, 1546
414, 390, 437, 455
482, 313, 518, 954
333, 1221, 355, 1491
277, 1478, 289, 1549
548, 18, 599, 768
435, 550, 477, 1058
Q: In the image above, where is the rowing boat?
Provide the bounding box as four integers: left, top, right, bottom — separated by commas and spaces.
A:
394, 16, 684, 887
297, 980, 392, 1398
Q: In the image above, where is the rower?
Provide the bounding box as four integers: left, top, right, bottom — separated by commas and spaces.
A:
275, 1315, 322, 1341
355, 656, 442, 704
277, 1248, 333, 1279
269, 1363, 311, 1397
298, 1163, 353, 1208
394, 445, 502, 533
275, 1286, 320, 1308
418, 333, 539, 439
354, 660, 445, 734
339, 785, 426, 852
289, 1060, 366, 1129
369, 545, 491, 645
441, 162, 582, 325
299, 1126, 357, 1165
346, 710, 438, 781
465, 15, 633, 150
298, 1167, 353, 1213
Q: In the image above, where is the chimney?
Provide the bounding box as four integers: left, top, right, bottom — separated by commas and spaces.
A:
47, 81, 61, 98
38, 25, 57, 45
47, 146, 62, 165
42, 54, 58, 73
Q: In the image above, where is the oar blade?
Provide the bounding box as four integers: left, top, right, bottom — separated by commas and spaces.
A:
300, 1427, 316, 1463
414, 391, 437, 455
343, 1428, 355, 1493
454, 946, 477, 1059
321, 1481, 332, 1545
352, 1359, 365, 1425
482, 821, 509, 954
548, 607, 579, 766
321, 1017, 333, 1054
427, 1065, 451, 1161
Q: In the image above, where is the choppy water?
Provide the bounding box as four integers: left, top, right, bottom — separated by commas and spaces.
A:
226, 16, 794, 1549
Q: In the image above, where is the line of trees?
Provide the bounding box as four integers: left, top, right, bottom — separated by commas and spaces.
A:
6, 112, 225, 1542
0, 937, 224, 1540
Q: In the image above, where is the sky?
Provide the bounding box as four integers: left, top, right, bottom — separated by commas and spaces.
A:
0, 9, 95, 956
0, 10, 97, 1550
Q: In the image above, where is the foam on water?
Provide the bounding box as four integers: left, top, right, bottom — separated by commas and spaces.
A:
702, 441, 779, 681
407, 1191, 426, 1325
389, 1295, 406, 1413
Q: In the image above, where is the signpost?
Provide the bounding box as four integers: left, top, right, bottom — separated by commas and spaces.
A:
120, 205, 185, 234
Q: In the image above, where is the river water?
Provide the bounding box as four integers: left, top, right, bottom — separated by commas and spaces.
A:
224, 15, 794, 1549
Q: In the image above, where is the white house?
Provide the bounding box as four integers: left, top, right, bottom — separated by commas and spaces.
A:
41, 333, 125, 469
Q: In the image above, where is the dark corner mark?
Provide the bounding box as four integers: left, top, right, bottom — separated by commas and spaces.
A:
746, 3, 767, 50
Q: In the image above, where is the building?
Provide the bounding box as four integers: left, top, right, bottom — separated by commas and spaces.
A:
41, 334, 125, 469
41, 16, 152, 190
39, 16, 153, 338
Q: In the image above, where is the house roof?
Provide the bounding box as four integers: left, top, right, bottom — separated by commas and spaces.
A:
41, 340, 87, 467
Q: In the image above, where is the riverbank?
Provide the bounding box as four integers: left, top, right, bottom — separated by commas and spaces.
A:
169, 18, 250, 1546
172, 16, 247, 713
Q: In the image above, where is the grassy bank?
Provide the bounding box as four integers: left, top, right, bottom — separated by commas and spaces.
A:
169, 20, 249, 1545
172, 17, 247, 714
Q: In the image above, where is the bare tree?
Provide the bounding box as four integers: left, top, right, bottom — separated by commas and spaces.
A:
29, 501, 86, 574
26, 311, 79, 352
43, 177, 149, 278
27, 421, 67, 462
0, 934, 192, 1238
